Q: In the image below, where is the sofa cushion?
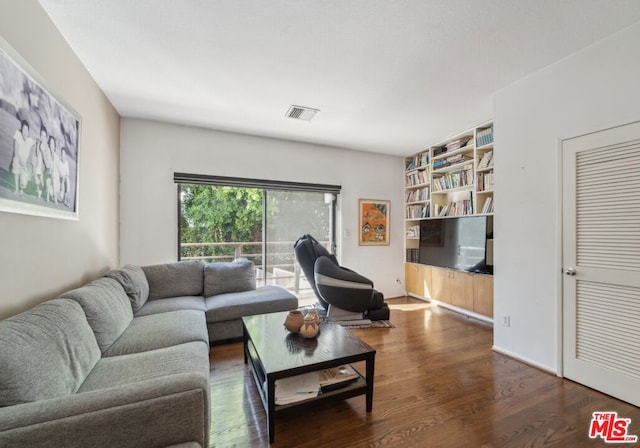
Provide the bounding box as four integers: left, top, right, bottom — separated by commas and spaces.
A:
79, 341, 209, 393
0, 299, 101, 406
205, 285, 298, 323
105, 264, 149, 313
135, 295, 206, 317
60, 277, 133, 353
204, 259, 256, 297
142, 261, 204, 300
103, 310, 209, 357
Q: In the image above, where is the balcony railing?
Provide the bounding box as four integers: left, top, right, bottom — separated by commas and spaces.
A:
180, 240, 330, 302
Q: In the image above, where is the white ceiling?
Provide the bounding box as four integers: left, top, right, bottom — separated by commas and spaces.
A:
39, 0, 640, 156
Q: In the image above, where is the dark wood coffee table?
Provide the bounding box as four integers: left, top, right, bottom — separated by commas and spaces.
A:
242, 311, 376, 443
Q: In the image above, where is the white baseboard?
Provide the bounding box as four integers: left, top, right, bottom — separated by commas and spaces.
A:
492, 345, 558, 376
413, 296, 494, 325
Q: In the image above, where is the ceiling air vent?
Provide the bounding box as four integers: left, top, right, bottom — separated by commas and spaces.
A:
286, 105, 319, 121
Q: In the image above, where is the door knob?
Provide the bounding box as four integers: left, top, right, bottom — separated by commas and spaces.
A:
565, 268, 576, 276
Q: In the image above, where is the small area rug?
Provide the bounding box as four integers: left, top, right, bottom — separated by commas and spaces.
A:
340, 320, 395, 329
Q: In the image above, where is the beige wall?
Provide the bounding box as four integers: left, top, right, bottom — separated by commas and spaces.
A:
0, 0, 120, 319
120, 119, 407, 299
493, 21, 640, 372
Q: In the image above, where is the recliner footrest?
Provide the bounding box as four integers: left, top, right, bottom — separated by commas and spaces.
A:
365, 303, 390, 321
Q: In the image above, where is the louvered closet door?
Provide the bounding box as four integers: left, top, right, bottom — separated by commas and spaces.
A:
562, 121, 640, 406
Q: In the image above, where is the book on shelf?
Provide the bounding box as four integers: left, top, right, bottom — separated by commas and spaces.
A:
435, 192, 474, 217
432, 167, 473, 191
406, 186, 430, 203
432, 146, 446, 157
478, 150, 493, 169
405, 159, 416, 171
406, 204, 426, 219
419, 151, 429, 167
406, 248, 420, 263
481, 197, 494, 214
476, 126, 494, 147
421, 203, 430, 218
405, 151, 430, 172
318, 365, 359, 389
274, 372, 320, 405
273, 364, 360, 405
405, 170, 428, 187
406, 225, 419, 238
433, 154, 472, 170
477, 172, 494, 192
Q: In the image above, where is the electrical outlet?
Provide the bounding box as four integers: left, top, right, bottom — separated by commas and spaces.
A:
503, 315, 511, 327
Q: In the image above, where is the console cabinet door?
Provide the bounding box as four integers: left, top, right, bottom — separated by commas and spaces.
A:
430, 266, 450, 304
430, 268, 474, 309
473, 274, 494, 317
405, 263, 422, 296
405, 263, 432, 298
450, 271, 473, 310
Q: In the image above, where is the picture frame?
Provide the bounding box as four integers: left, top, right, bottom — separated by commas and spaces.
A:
0, 35, 81, 220
358, 199, 390, 246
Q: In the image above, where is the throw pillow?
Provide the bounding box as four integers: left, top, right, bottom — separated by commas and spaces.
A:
105, 264, 149, 313
142, 260, 205, 300
204, 258, 256, 297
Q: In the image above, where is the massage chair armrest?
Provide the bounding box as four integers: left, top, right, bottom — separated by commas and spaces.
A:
314, 256, 374, 287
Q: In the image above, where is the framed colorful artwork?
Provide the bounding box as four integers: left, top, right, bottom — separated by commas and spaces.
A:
0, 35, 81, 220
358, 198, 390, 246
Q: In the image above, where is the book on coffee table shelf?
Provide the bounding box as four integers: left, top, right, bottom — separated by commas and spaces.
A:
273, 373, 319, 405
318, 364, 359, 392
274, 364, 360, 405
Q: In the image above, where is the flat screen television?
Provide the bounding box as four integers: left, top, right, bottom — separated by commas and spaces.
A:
419, 216, 493, 274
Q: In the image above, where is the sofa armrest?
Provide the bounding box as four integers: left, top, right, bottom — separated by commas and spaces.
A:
0, 373, 209, 448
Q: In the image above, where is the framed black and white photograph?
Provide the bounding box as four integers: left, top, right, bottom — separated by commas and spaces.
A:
0, 36, 80, 220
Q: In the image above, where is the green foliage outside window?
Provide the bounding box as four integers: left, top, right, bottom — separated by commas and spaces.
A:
179, 185, 263, 261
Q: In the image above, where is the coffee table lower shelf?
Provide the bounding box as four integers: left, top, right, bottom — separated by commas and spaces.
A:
272, 378, 368, 410
243, 323, 375, 443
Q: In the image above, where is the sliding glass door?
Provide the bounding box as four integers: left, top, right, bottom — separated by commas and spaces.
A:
177, 176, 338, 300
265, 190, 335, 299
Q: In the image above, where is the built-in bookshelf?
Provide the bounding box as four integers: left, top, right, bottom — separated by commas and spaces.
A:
404, 121, 495, 322
475, 124, 494, 215
404, 149, 431, 221
404, 121, 494, 246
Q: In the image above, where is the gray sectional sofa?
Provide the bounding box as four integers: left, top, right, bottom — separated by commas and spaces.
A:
0, 259, 298, 448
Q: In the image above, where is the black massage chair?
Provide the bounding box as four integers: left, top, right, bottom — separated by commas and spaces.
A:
294, 234, 390, 321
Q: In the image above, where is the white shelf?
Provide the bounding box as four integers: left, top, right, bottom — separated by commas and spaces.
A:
405, 182, 430, 189
406, 200, 430, 205
476, 165, 494, 173
477, 189, 494, 194
432, 145, 474, 161
432, 159, 474, 174
432, 185, 473, 194
405, 166, 430, 175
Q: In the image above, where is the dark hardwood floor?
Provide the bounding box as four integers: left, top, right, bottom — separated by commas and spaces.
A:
209, 297, 639, 447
